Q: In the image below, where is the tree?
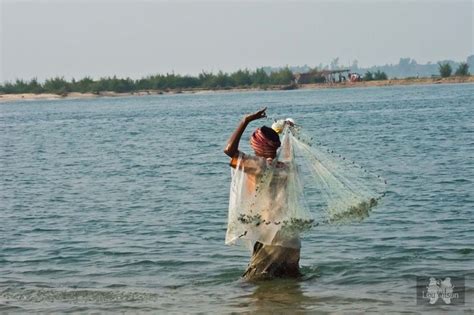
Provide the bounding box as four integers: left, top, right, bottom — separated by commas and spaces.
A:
364, 71, 374, 81
214, 71, 233, 88
438, 62, 452, 78
373, 70, 388, 80
43, 77, 70, 95
74, 77, 95, 93
12, 79, 30, 93
251, 68, 269, 86
269, 67, 293, 85
230, 69, 252, 87
454, 62, 470, 76
179, 75, 200, 89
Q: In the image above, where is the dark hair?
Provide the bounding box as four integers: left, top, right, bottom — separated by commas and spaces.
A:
260, 125, 281, 147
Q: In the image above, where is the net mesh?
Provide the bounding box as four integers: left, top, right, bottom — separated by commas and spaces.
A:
225, 120, 386, 249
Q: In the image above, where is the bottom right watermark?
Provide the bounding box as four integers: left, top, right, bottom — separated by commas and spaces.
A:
416, 276, 465, 305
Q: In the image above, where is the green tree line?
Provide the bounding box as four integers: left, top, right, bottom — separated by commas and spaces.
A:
363, 70, 388, 81
438, 62, 470, 78
0, 68, 295, 95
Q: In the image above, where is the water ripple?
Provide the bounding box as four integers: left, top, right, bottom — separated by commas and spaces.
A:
1, 84, 473, 313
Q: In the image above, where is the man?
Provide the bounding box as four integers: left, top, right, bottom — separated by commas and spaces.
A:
224, 108, 301, 280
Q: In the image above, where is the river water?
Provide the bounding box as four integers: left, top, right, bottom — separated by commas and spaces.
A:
1, 84, 473, 313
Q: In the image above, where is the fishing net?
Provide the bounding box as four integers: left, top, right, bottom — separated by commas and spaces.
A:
225, 119, 386, 249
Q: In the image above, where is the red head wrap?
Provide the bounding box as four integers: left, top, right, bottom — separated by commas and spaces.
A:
250, 127, 281, 158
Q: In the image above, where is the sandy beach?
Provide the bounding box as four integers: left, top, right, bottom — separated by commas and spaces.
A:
299, 75, 474, 90
1, 76, 472, 103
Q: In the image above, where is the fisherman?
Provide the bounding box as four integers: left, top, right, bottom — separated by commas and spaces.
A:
224, 108, 301, 280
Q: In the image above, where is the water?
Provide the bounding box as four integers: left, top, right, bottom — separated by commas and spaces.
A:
1, 84, 473, 313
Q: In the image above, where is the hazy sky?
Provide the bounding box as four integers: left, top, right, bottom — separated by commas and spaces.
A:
1, 0, 473, 82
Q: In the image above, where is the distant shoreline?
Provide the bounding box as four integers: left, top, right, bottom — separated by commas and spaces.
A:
1, 76, 472, 103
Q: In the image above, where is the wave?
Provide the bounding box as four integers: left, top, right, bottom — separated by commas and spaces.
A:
0, 287, 161, 304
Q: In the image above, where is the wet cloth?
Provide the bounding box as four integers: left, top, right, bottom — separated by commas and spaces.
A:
226, 148, 308, 279
242, 241, 302, 280
226, 152, 310, 249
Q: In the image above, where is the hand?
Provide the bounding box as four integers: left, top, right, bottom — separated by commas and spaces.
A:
244, 107, 267, 123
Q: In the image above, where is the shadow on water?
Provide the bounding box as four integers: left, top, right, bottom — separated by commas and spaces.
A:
232, 279, 311, 313
227, 266, 322, 313
225, 265, 400, 314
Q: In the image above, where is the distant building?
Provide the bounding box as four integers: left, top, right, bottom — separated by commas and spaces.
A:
293, 69, 351, 84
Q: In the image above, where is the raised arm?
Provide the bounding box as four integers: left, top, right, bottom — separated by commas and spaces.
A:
224, 107, 267, 158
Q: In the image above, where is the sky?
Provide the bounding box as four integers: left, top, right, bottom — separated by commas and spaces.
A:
1, 0, 473, 82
